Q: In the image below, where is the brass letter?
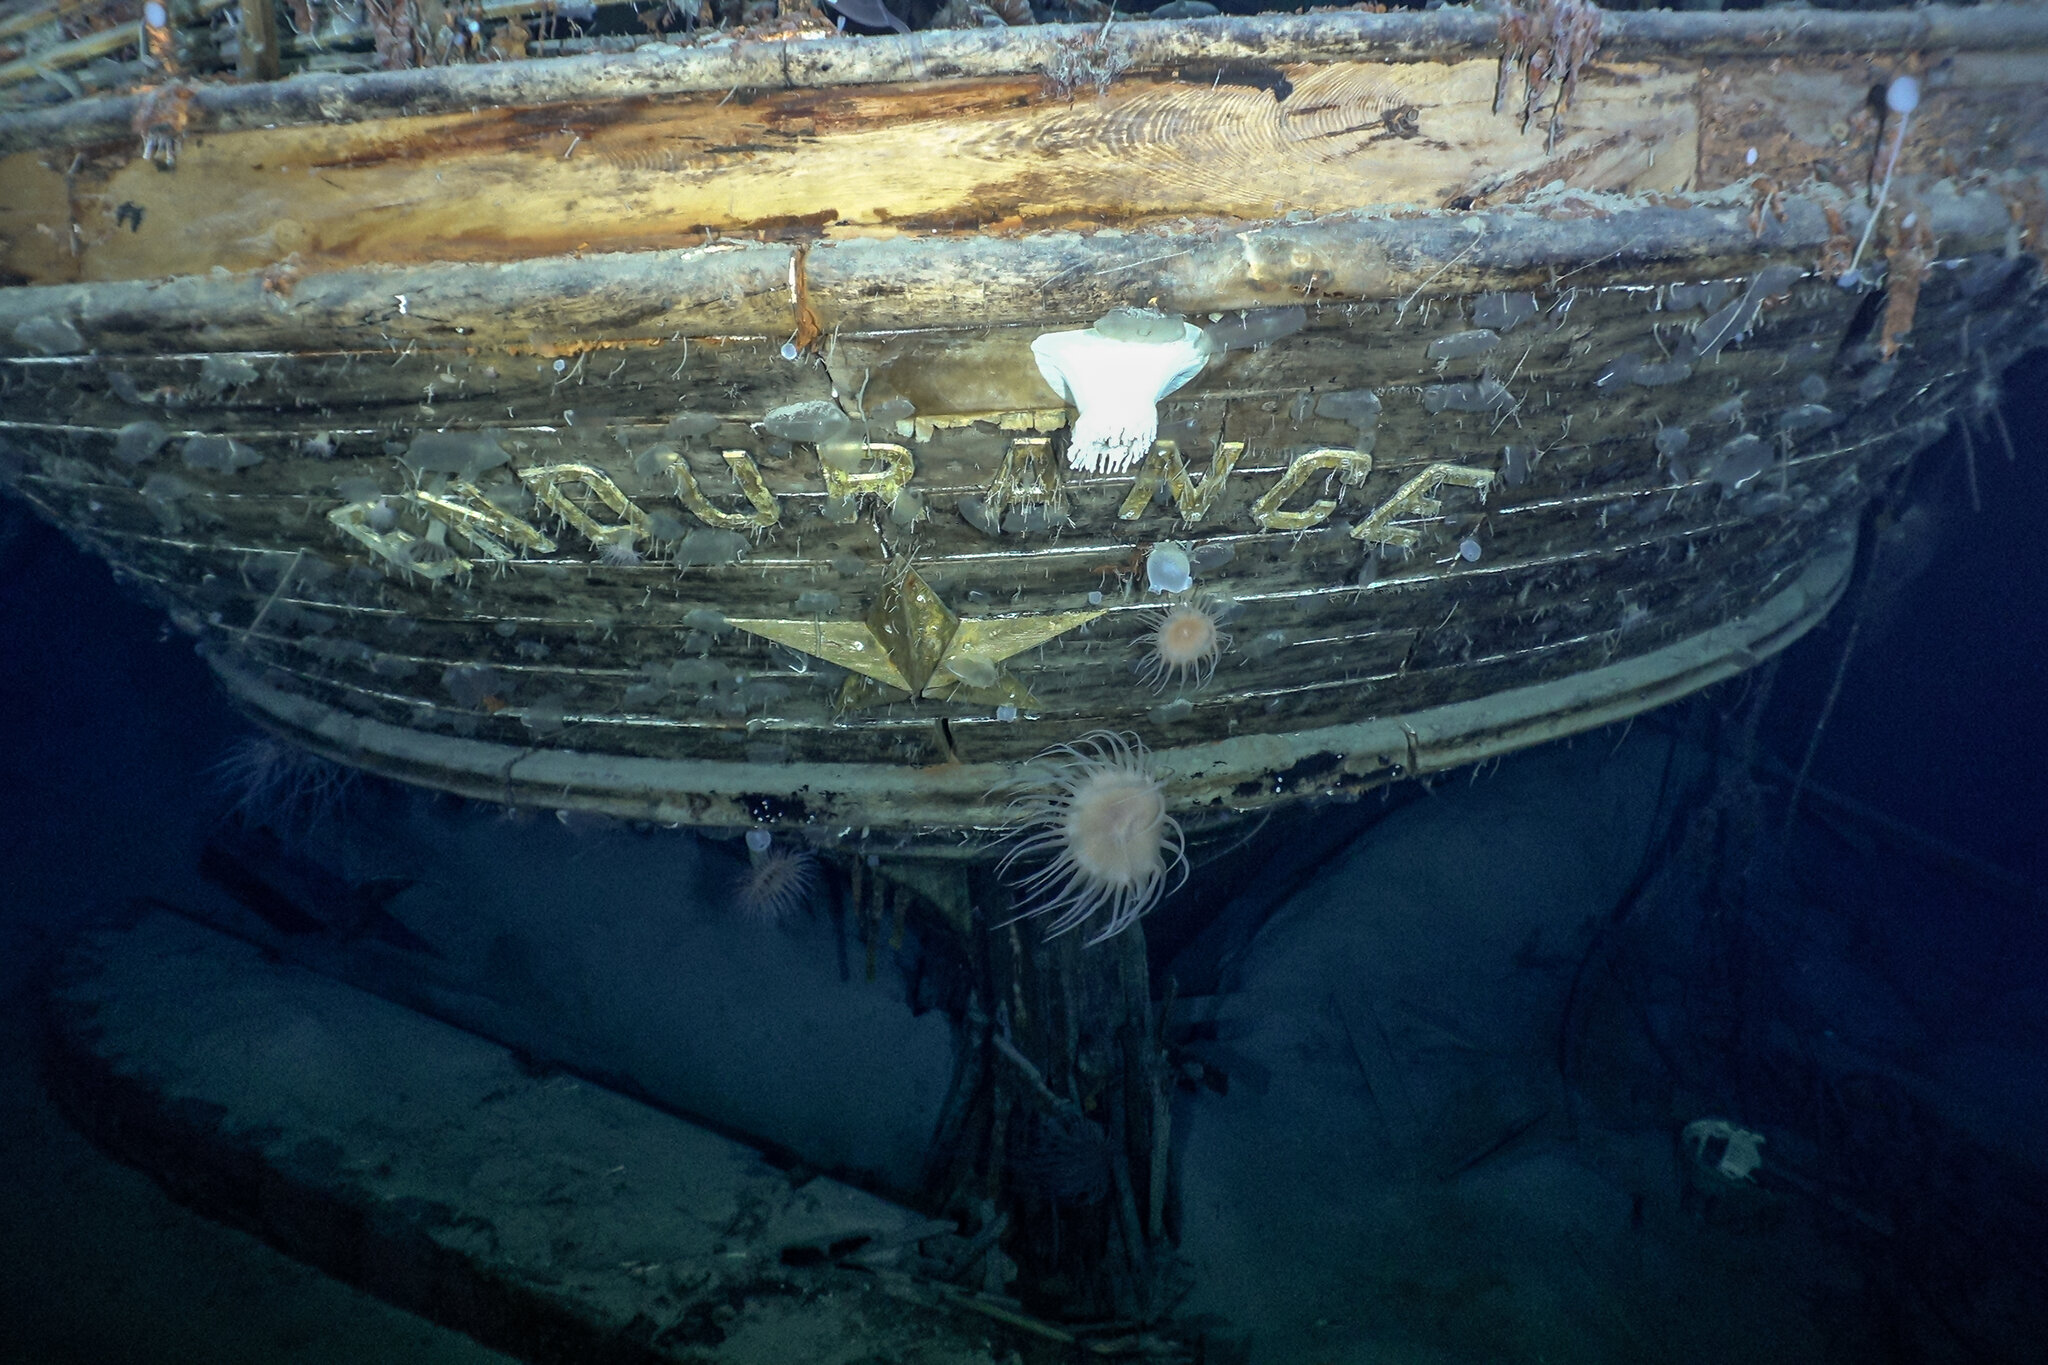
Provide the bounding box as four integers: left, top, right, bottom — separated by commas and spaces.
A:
413, 482, 557, 558
1118, 439, 1245, 523
1250, 449, 1374, 531
645, 445, 780, 530
977, 436, 1070, 531
1351, 463, 1496, 549
519, 463, 653, 552
819, 441, 916, 504
330, 484, 554, 580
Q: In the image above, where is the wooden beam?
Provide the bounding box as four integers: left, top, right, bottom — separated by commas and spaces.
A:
0, 56, 1698, 283
0, 21, 137, 87
237, 0, 279, 80
10, 6, 2048, 156
0, 177, 2034, 354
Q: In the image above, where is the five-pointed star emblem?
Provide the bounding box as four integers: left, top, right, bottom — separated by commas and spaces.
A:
727, 566, 1103, 711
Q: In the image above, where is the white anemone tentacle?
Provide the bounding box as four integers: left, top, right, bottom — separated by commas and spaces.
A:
1031, 323, 1212, 474
992, 730, 1187, 944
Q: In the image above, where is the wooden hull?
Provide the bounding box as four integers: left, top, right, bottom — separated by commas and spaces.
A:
3, 8, 2045, 839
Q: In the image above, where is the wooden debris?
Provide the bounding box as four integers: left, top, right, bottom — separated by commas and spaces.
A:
1495, 0, 1602, 150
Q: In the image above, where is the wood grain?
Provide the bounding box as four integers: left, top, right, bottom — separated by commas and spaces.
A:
0, 58, 1694, 286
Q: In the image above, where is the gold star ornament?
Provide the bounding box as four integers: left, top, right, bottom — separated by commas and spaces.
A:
728, 566, 1103, 712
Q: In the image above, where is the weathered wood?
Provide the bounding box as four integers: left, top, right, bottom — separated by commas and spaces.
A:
1, 9, 2043, 837
3, 54, 1698, 285
237, 0, 280, 81
0, 215, 2025, 810
0, 20, 138, 88
3, 172, 2036, 350
4, 14, 2047, 288
9, 6, 2048, 155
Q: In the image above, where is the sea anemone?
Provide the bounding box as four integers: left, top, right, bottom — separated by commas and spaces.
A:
596, 534, 644, 567
210, 734, 354, 836
1030, 309, 1212, 473
997, 732, 1186, 944
734, 829, 816, 922
1136, 599, 1229, 692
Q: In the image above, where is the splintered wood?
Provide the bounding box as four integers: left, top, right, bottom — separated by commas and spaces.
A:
0, 55, 1695, 285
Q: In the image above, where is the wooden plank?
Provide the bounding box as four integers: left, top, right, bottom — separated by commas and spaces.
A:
0, 412, 1871, 768
237, 0, 280, 82
2, 177, 2033, 354
9, 6, 2048, 156
0, 20, 137, 88
0, 57, 1693, 285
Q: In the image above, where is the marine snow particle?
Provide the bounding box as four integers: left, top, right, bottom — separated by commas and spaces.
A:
998, 732, 1186, 945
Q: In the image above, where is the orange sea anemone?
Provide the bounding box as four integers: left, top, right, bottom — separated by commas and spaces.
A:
1135, 598, 1229, 692
997, 732, 1186, 944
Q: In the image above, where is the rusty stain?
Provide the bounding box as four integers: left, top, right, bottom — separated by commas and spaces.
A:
790, 241, 822, 355
1878, 213, 1932, 361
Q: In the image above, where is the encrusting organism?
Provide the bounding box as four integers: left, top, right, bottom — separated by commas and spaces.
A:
997, 732, 1186, 944
1494, 0, 1602, 151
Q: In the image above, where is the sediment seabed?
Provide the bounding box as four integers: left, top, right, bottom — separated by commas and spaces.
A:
43, 908, 1032, 1365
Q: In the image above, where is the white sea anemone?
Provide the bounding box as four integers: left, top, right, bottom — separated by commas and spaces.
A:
210, 734, 355, 836
1030, 310, 1212, 473
1136, 599, 1229, 692
997, 732, 1186, 944
596, 533, 643, 567
735, 834, 816, 922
